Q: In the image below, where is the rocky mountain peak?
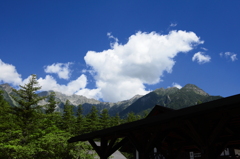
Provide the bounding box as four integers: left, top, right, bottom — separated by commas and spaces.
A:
153, 87, 179, 96
181, 84, 209, 96
130, 94, 143, 100
0, 83, 13, 93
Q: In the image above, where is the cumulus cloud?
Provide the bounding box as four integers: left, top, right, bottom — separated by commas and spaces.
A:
0, 59, 22, 85
220, 52, 238, 61
75, 88, 101, 100
38, 74, 88, 95
44, 62, 72, 80
84, 30, 203, 102
192, 52, 211, 64
172, 82, 182, 89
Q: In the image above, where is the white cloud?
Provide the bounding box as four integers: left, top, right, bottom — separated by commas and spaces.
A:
84, 30, 203, 102
201, 47, 208, 51
0, 59, 22, 85
172, 82, 182, 89
81, 69, 87, 73
44, 62, 72, 80
192, 52, 211, 64
75, 88, 102, 100
231, 54, 238, 61
38, 74, 88, 95
0, 59, 98, 99
220, 52, 238, 61
170, 23, 177, 27
107, 32, 119, 44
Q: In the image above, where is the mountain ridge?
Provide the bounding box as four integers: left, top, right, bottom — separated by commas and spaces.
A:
0, 83, 222, 116
119, 84, 222, 117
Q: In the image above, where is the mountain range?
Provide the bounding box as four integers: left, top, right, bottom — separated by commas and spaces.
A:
0, 83, 222, 117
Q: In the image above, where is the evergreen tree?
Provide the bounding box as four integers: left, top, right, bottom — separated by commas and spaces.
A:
75, 104, 86, 135
76, 104, 83, 121
85, 106, 99, 133
0, 90, 12, 131
42, 91, 62, 135
62, 100, 75, 133
125, 112, 137, 123
10, 74, 46, 144
141, 110, 150, 118
110, 113, 122, 127
99, 108, 110, 130
0, 90, 17, 144
45, 91, 58, 114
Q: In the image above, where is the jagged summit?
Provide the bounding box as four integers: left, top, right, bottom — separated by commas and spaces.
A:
38, 90, 101, 106
0, 83, 13, 94
181, 84, 209, 96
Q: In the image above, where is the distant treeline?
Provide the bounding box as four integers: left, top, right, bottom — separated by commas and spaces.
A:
0, 74, 146, 159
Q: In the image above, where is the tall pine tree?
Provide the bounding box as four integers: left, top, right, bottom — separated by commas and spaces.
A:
110, 113, 122, 127
85, 106, 99, 133
45, 91, 58, 114
99, 108, 110, 130
62, 100, 75, 133
10, 74, 46, 144
75, 104, 86, 135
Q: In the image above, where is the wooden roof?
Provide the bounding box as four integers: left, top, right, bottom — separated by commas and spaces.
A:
68, 94, 240, 158
68, 94, 240, 143
146, 104, 174, 117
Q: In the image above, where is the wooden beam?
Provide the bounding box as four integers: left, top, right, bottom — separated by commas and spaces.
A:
88, 139, 102, 157
182, 120, 205, 148
100, 138, 108, 158
208, 114, 229, 145
127, 132, 144, 152
89, 138, 129, 159
145, 131, 170, 154
107, 137, 129, 157
215, 140, 229, 157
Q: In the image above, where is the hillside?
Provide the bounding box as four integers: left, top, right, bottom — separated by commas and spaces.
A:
119, 84, 222, 117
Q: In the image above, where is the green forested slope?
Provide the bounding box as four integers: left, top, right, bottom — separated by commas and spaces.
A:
119, 84, 222, 117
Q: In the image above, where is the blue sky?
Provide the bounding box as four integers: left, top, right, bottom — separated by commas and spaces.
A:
0, 1, 239, 102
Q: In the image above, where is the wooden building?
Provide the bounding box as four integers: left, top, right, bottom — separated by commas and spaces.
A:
68, 94, 240, 159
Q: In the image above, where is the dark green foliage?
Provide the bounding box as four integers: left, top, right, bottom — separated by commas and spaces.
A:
10, 74, 47, 145
0, 129, 95, 159
0, 90, 12, 127
0, 90, 18, 145
141, 109, 151, 118
125, 112, 139, 123
85, 106, 100, 133
99, 108, 110, 129
45, 91, 58, 114
75, 104, 86, 135
110, 113, 122, 127
62, 100, 75, 133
